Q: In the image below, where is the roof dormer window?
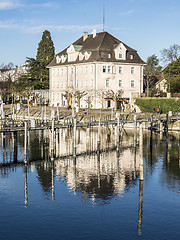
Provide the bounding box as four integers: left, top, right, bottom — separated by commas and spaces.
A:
119, 53, 122, 59
108, 53, 111, 58
130, 54, 134, 59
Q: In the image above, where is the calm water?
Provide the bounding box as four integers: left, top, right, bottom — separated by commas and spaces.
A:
0, 127, 180, 240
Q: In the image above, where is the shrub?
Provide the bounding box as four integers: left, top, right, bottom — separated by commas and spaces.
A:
135, 98, 180, 113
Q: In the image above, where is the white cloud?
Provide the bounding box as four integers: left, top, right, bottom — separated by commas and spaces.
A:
0, 0, 57, 10
0, 0, 23, 10
0, 19, 102, 34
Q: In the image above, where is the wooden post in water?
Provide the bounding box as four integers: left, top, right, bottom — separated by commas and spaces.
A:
73, 118, 77, 157
57, 106, 59, 121
41, 107, 44, 123
139, 123, 143, 181
24, 121, 28, 163
116, 117, 120, 151
166, 113, 169, 143
134, 114, 137, 147
13, 131, 18, 163
51, 119, 55, 160
97, 118, 101, 153
86, 127, 90, 153
28, 105, 30, 120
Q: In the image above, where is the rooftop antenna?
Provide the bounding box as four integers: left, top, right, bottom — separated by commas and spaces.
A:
103, 5, 105, 32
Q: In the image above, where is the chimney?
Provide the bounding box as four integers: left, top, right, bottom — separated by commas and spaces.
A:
92, 29, 96, 38
83, 32, 88, 41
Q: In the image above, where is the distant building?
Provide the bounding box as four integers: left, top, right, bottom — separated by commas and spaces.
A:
48, 30, 145, 108
155, 78, 167, 93
0, 62, 28, 82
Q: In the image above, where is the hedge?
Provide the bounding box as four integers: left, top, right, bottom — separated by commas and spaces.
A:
135, 98, 180, 113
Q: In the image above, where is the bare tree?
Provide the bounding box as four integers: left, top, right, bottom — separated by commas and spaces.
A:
104, 89, 124, 110
73, 90, 87, 108
161, 44, 180, 64
97, 90, 106, 108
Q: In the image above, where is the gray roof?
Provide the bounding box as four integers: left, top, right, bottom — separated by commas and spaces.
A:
48, 31, 145, 67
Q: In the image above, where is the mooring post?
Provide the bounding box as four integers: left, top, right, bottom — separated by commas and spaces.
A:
51, 119, 55, 160
44, 105, 47, 123
41, 106, 44, 123
116, 117, 120, 151
134, 114, 137, 147
139, 123, 143, 181
166, 113, 169, 142
57, 106, 59, 121
86, 127, 90, 153
72, 118, 77, 157
13, 131, 18, 163
28, 105, 30, 121
97, 118, 101, 153
24, 121, 28, 163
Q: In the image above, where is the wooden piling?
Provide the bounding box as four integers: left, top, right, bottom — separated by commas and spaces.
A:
97, 118, 101, 153
139, 123, 143, 181
24, 121, 27, 162
73, 118, 77, 157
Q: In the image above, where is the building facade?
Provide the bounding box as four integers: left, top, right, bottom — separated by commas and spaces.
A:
48, 30, 145, 108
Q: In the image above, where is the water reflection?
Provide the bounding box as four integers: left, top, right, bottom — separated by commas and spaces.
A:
0, 126, 180, 237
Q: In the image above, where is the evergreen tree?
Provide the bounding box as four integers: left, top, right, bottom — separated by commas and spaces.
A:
22, 30, 55, 90
36, 30, 55, 66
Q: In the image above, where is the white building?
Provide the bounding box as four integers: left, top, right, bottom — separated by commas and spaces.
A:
48, 30, 145, 109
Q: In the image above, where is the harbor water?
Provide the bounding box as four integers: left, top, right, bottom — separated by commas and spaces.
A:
0, 127, 180, 240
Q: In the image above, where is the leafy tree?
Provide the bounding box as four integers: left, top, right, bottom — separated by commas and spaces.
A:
161, 44, 180, 64
163, 57, 180, 93
143, 54, 162, 97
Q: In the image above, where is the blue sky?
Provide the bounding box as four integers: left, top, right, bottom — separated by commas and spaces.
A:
0, 0, 180, 67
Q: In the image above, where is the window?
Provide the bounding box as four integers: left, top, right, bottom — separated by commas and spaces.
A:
103, 66, 106, 73
119, 80, 123, 87
61, 69, 63, 75
119, 53, 122, 59
85, 79, 88, 87
91, 65, 93, 74
86, 66, 88, 74
71, 68, 73, 74
91, 79, 93, 87
108, 53, 111, 58
131, 67, 135, 74
57, 80, 59, 88
106, 79, 110, 87
119, 66, 122, 74
130, 54, 134, 59
112, 66, 116, 74
131, 80, 135, 88
108, 66, 111, 73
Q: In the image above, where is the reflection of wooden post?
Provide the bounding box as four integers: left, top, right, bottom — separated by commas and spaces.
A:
138, 179, 143, 235
24, 164, 28, 207
51, 161, 55, 200
97, 154, 101, 188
